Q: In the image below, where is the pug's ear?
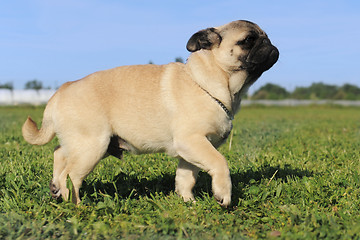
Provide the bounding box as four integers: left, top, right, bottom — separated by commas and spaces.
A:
186, 28, 222, 52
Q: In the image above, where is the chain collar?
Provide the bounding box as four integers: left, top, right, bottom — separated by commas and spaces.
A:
196, 84, 234, 120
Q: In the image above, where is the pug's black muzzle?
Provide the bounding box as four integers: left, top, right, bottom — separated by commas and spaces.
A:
243, 38, 279, 74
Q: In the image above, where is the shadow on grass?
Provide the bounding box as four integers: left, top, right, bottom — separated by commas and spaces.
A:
81, 164, 313, 205
81, 172, 176, 202
229, 164, 314, 206
232, 163, 313, 186
193, 164, 314, 205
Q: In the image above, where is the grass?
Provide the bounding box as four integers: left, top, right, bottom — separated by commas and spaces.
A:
1, 105, 360, 239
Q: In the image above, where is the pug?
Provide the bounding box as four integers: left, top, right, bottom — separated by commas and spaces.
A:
22, 20, 279, 207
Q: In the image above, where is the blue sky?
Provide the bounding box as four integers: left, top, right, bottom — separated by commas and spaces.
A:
1, 0, 359, 92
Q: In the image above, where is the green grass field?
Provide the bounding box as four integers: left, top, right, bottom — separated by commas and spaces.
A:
1, 105, 360, 239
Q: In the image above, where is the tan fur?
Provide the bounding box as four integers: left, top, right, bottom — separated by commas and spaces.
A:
22, 20, 278, 206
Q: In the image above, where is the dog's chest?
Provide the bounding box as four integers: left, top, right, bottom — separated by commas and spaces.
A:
206, 118, 233, 147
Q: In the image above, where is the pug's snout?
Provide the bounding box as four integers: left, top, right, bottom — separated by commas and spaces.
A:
270, 46, 280, 62
262, 38, 270, 45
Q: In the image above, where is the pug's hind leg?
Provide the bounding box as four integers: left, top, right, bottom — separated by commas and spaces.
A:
175, 158, 199, 202
67, 137, 110, 204
50, 145, 66, 199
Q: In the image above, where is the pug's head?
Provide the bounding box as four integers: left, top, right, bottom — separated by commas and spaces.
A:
186, 20, 279, 78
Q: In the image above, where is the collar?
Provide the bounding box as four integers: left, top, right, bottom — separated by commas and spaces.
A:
197, 85, 234, 120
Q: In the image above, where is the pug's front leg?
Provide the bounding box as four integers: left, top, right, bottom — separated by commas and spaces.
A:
174, 135, 232, 207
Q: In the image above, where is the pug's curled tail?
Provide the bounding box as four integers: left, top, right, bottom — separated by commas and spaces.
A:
22, 109, 55, 146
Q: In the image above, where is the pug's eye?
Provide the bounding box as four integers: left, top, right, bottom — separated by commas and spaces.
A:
237, 35, 257, 46
245, 36, 256, 43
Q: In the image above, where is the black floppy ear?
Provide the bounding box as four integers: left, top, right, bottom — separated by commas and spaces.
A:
186, 28, 222, 52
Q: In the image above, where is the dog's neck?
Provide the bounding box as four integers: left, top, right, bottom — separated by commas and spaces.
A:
186, 50, 250, 115
229, 71, 252, 114
192, 82, 234, 120
186, 51, 231, 109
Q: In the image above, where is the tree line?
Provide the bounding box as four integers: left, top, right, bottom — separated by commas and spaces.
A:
0, 79, 50, 90
251, 82, 360, 100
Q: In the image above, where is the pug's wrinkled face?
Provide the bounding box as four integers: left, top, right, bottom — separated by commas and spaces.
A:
187, 20, 279, 78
